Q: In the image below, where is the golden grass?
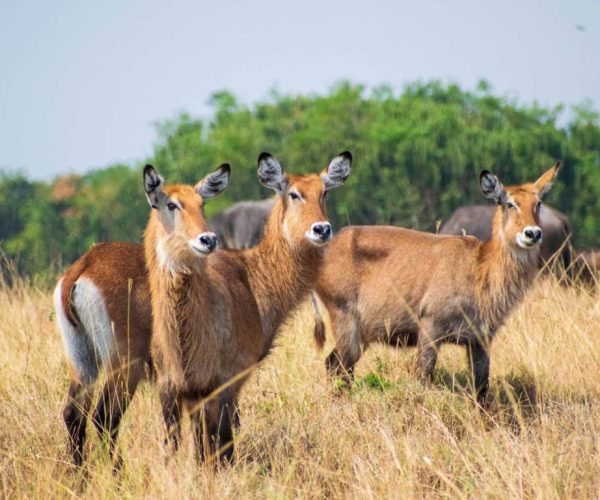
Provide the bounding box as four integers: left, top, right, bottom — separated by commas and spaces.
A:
1, 277, 599, 498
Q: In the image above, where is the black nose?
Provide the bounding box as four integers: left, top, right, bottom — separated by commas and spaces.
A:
524, 228, 542, 242
312, 223, 332, 240
199, 234, 217, 251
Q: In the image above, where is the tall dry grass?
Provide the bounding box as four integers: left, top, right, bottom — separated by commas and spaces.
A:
1, 274, 599, 498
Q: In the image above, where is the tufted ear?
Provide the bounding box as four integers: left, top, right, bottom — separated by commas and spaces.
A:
534, 161, 560, 199
321, 151, 352, 190
479, 170, 509, 205
257, 152, 288, 194
143, 164, 164, 209
195, 163, 230, 199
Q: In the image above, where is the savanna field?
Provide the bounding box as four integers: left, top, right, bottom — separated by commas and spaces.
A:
1, 272, 599, 498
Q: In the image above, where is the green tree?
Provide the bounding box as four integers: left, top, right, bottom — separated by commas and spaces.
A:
2, 81, 599, 278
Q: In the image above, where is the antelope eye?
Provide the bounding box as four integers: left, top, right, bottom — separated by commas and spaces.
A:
289, 192, 300, 200
167, 202, 178, 211
507, 202, 517, 210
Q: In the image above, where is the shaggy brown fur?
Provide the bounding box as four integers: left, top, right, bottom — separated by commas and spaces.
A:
54, 152, 351, 465
145, 153, 350, 462
54, 242, 151, 466
313, 163, 560, 403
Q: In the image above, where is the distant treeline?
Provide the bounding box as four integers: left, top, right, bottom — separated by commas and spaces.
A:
1, 81, 599, 279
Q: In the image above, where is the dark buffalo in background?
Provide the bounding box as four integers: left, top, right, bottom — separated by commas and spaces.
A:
208, 198, 275, 249
440, 204, 572, 269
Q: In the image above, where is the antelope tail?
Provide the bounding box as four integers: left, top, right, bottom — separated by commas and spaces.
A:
311, 292, 326, 350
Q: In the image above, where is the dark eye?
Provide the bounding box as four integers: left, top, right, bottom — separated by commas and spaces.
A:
289, 192, 300, 200
167, 202, 178, 211
507, 202, 517, 210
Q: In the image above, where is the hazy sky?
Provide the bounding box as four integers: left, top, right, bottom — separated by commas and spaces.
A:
1, 0, 598, 180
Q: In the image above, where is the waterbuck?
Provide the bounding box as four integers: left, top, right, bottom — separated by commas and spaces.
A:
440, 203, 572, 271
54, 152, 351, 464
53, 163, 229, 466
313, 163, 560, 403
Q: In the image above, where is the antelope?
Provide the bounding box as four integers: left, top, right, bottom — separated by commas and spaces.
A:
313, 163, 560, 403
142, 162, 233, 460
440, 203, 572, 273
53, 163, 229, 466
54, 152, 351, 464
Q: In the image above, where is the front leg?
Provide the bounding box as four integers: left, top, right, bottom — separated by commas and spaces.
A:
159, 383, 182, 454
467, 341, 490, 405
191, 389, 236, 465
211, 389, 236, 464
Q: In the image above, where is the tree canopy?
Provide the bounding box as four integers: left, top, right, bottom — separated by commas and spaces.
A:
1, 81, 598, 279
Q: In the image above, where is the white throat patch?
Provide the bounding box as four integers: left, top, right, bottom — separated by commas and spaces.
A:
157, 239, 184, 273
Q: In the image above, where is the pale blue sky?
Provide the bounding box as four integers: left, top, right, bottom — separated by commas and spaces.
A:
1, 0, 598, 179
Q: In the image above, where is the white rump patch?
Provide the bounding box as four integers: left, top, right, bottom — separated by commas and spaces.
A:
71, 277, 116, 372
53, 279, 99, 383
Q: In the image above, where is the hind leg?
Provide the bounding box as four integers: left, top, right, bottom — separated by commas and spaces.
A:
63, 379, 94, 466
92, 359, 145, 465
55, 281, 98, 466
416, 319, 439, 384
325, 308, 363, 385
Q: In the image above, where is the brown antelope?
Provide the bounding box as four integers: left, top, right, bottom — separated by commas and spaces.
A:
54, 242, 151, 466
313, 163, 560, 403
54, 152, 351, 464
142, 162, 233, 460
440, 203, 572, 272
53, 164, 229, 466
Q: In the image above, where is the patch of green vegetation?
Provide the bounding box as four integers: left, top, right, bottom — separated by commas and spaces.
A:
354, 372, 394, 392
332, 377, 349, 392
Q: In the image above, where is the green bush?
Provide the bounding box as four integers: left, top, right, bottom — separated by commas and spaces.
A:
1, 81, 598, 277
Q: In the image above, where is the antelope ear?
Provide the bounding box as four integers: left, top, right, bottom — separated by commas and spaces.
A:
257, 152, 288, 194
195, 163, 230, 199
143, 164, 164, 209
534, 161, 560, 199
480, 170, 509, 205
321, 151, 352, 190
